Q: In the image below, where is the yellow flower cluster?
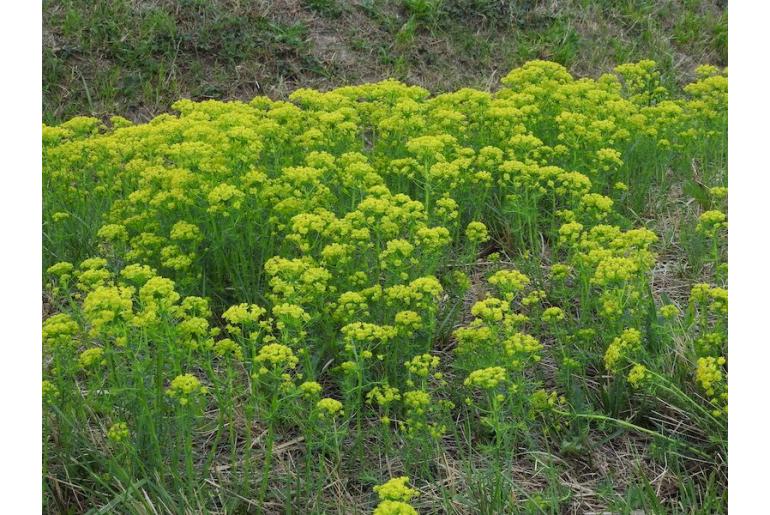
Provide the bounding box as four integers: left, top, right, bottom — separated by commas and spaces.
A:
488, 269, 530, 301
465, 221, 489, 245
503, 332, 543, 369
470, 297, 510, 322
627, 364, 650, 389
541, 307, 565, 323
578, 193, 614, 222
591, 257, 639, 286
255, 344, 299, 374
272, 303, 311, 332
405, 354, 440, 378
394, 310, 423, 337
373, 476, 418, 503
379, 239, 417, 275
464, 367, 507, 390
82, 286, 135, 336
373, 501, 418, 515
549, 263, 571, 281
690, 283, 728, 316
120, 263, 157, 286
659, 304, 680, 320
299, 381, 322, 398
367, 384, 401, 407
530, 389, 566, 413
213, 338, 243, 361
79, 348, 106, 369
709, 186, 727, 200
316, 398, 344, 419
695, 356, 727, 416
399, 390, 449, 439
604, 328, 643, 373
696, 210, 727, 238
166, 374, 208, 406
221, 303, 266, 325
97, 223, 129, 243
43, 313, 80, 348
521, 289, 546, 307
342, 322, 397, 344
403, 390, 431, 414
107, 422, 130, 443
42, 380, 59, 404
47, 261, 74, 279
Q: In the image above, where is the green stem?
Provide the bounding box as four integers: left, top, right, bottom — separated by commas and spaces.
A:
555, 410, 712, 460
259, 415, 276, 509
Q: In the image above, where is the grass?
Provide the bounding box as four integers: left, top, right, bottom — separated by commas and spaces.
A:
43, 0, 727, 124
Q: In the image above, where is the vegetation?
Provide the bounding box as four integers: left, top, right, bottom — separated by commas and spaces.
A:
42, 59, 727, 512
43, 0, 727, 124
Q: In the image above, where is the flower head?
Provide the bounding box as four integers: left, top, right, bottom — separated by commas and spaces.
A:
465, 221, 489, 245
464, 367, 507, 390
107, 422, 130, 443
166, 373, 208, 406
316, 398, 344, 419
255, 343, 299, 374
79, 347, 106, 369
374, 476, 418, 502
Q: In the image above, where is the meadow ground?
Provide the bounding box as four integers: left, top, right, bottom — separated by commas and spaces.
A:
43, 0, 726, 123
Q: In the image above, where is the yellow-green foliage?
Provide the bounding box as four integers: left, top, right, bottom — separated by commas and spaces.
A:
41, 60, 727, 513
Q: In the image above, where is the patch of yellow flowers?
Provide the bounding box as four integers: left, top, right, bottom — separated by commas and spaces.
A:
41, 59, 727, 511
